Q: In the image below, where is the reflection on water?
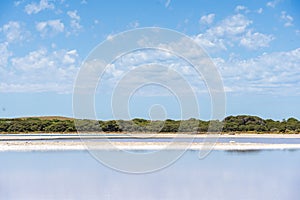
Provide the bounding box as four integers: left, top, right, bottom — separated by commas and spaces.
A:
0, 150, 300, 200
225, 149, 262, 154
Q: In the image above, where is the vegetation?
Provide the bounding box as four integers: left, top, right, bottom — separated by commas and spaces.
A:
0, 115, 299, 134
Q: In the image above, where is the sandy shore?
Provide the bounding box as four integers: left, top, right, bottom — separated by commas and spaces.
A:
0, 141, 300, 151
0, 133, 300, 151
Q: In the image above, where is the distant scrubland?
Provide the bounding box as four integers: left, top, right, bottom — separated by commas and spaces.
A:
0, 115, 299, 134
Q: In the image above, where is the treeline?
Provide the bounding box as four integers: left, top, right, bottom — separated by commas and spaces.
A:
0, 115, 299, 133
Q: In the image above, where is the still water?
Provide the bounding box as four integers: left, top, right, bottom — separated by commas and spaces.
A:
0, 150, 299, 200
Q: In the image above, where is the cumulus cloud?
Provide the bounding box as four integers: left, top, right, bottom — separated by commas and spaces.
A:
67, 10, 82, 34
199, 13, 215, 25
94, 48, 208, 96
2, 44, 298, 96
98, 46, 300, 96
14, 0, 25, 7
280, 11, 293, 27
95, 46, 300, 97
0, 82, 70, 93
11, 48, 78, 71
194, 14, 273, 52
0, 42, 12, 68
266, 0, 281, 8
195, 14, 251, 51
240, 31, 274, 49
67, 10, 80, 21
211, 14, 251, 36
0, 21, 29, 43
214, 48, 300, 95
36, 19, 64, 37
235, 5, 249, 13
1, 48, 79, 93
257, 8, 263, 14
24, 0, 54, 15
63, 49, 78, 64
106, 34, 114, 41
128, 20, 139, 28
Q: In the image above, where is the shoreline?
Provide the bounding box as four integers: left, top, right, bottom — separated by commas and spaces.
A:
1, 141, 300, 152
0, 133, 300, 152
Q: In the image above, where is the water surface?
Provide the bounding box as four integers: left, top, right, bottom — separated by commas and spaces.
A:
0, 150, 299, 200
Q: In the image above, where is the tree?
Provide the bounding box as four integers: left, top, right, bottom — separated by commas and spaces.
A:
101, 120, 121, 132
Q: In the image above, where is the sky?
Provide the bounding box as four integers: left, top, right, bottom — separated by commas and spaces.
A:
0, 0, 299, 120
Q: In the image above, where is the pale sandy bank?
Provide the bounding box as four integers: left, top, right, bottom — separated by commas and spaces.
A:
0, 140, 300, 152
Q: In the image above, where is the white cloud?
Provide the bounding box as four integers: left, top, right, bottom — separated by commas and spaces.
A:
3, 46, 298, 96
215, 14, 251, 36
106, 34, 114, 41
24, 0, 54, 15
67, 10, 80, 21
215, 48, 300, 95
257, 8, 263, 14
36, 19, 64, 37
10, 48, 46, 71
194, 14, 273, 52
0, 21, 29, 43
0, 82, 71, 93
63, 49, 78, 64
281, 11, 293, 27
11, 48, 77, 71
195, 14, 251, 51
194, 33, 227, 51
67, 10, 82, 34
105, 63, 124, 78
266, 0, 281, 8
235, 5, 249, 13
93, 48, 208, 96
128, 20, 139, 28
0, 42, 12, 68
1, 48, 79, 93
199, 13, 215, 25
14, 0, 24, 7
240, 31, 274, 49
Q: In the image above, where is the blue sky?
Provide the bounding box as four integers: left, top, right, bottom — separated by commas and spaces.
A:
0, 0, 299, 120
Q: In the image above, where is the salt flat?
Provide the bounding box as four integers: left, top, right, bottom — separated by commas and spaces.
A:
0, 133, 300, 151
